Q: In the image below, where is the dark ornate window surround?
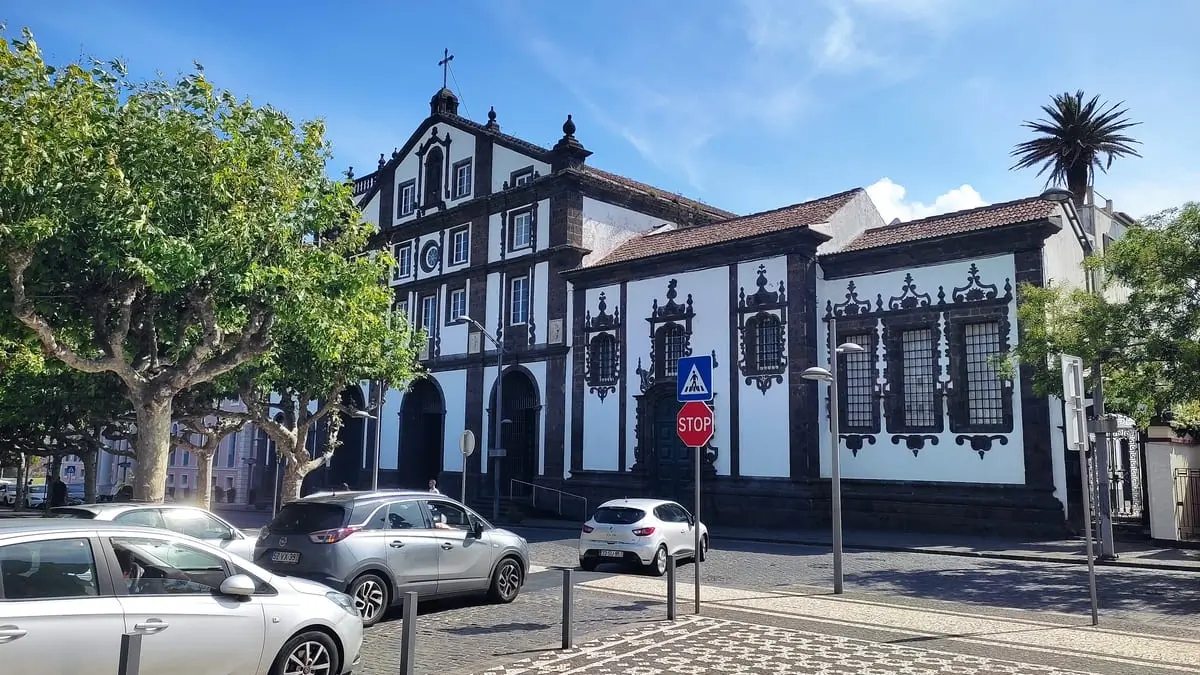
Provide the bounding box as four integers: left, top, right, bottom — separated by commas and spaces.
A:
736, 264, 787, 394
635, 279, 694, 392
832, 317, 881, 435
414, 126, 452, 215
582, 291, 622, 401
506, 205, 536, 254
822, 262, 1015, 458
397, 179, 417, 218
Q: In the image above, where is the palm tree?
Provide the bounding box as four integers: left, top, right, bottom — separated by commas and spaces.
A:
1010, 90, 1142, 206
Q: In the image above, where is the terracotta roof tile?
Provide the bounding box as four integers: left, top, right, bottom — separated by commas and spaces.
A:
840, 197, 1057, 252
592, 188, 862, 267
579, 167, 738, 220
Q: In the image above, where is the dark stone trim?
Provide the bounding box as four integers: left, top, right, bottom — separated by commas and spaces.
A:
727, 264, 741, 478
830, 315, 882, 435
378, 168, 396, 231
418, 239, 441, 274
570, 285, 586, 473
474, 133, 493, 200
391, 241, 414, 283
881, 310, 944, 435
944, 303, 1014, 435
443, 285, 467, 327
563, 228, 829, 288
425, 344, 571, 374
448, 224, 470, 266
452, 157, 473, 200
509, 165, 536, 188
570, 169, 730, 226
543, 250, 572, 480
549, 189, 583, 249
618, 282, 628, 473
786, 252, 821, 479
396, 179, 416, 219
1014, 247, 1056, 490
820, 220, 1060, 280
507, 205, 536, 254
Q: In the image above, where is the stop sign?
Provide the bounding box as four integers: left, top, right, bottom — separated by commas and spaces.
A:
676, 401, 714, 447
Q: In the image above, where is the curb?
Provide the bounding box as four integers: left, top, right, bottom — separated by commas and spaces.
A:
511, 522, 1200, 574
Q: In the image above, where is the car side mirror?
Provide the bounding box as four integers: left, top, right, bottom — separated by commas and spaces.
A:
221, 529, 238, 541
470, 520, 485, 539
219, 574, 256, 598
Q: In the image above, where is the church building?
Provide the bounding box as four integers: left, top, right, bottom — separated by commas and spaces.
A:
318, 84, 1118, 536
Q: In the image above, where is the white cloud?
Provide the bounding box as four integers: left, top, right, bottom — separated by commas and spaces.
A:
867, 177, 988, 223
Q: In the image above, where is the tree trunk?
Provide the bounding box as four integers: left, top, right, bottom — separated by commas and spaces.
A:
1066, 160, 1090, 208
83, 449, 98, 504
280, 453, 306, 505
14, 454, 26, 511
194, 450, 216, 510
132, 397, 173, 502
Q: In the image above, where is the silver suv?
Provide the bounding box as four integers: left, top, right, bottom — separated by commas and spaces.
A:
253, 490, 530, 626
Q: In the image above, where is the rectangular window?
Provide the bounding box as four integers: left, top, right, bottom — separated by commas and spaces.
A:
396, 298, 409, 321
510, 210, 533, 250
421, 295, 437, 332
393, 242, 413, 280
450, 226, 469, 265
841, 333, 875, 430
900, 328, 937, 427
169, 450, 177, 467
449, 288, 467, 322
181, 474, 189, 487
753, 316, 783, 373
226, 432, 237, 467
453, 159, 472, 199
509, 276, 530, 325
964, 321, 1004, 425
398, 181, 416, 217
513, 168, 534, 187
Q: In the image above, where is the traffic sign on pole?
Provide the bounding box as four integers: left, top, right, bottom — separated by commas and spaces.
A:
677, 355, 713, 402
676, 401, 714, 448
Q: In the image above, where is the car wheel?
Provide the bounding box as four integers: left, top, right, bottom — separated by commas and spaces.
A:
697, 535, 708, 563
488, 557, 523, 604
349, 573, 389, 627
579, 558, 597, 572
269, 630, 340, 675
645, 545, 668, 576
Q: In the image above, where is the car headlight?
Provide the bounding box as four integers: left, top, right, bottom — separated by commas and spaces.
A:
326, 591, 359, 617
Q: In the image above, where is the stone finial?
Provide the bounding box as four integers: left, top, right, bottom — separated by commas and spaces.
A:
551, 113, 591, 171
391, 147, 400, 160
346, 166, 354, 180
563, 114, 576, 137
485, 106, 499, 130
378, 153, 386, 169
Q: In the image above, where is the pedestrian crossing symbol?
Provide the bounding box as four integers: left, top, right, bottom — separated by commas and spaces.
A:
676, 354, 714, 402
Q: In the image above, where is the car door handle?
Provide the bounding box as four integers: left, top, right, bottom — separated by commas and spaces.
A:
0, 625, 27, 643
133, 620, 169, 634
389, 540, 405, 548
440, 542, 454, 550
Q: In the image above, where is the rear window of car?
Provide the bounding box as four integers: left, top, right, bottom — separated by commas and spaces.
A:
593, 507, 646, 524
267, 503, 348, 534
48, 508, 97, 519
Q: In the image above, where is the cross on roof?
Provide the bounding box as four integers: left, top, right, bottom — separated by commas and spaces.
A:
439, 48, 454, 90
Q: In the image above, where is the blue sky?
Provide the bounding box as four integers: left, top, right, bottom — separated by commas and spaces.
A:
7, 1, 1198, 221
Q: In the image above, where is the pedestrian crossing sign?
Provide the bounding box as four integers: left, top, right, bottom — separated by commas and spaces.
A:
676, 354, 713, 402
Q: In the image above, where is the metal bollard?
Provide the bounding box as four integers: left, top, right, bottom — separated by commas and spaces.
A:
666, 554, 677, 621
399, 591, 418, 675
118, 633, 142, 675
561, 568, 573, 649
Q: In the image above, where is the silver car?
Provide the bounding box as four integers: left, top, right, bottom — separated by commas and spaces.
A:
579, 498, 710, 575
253, 490, 530, 626
0, 519, 363, 675
48, 503, 256, 561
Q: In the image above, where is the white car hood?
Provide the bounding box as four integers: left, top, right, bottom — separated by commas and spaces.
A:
283, 575, 339, 596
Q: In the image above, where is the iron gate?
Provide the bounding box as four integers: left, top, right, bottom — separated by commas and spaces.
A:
1174, 468, 1200, 541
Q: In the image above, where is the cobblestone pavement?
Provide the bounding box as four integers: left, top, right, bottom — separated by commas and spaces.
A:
517, 529, 1200, 627
477, 616, 1100, 675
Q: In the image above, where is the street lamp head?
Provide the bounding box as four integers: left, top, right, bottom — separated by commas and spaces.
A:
835, 342, 867, 355
800, 366, 833, 383
1040, 188, 1074, 204
347, 409, 376, 420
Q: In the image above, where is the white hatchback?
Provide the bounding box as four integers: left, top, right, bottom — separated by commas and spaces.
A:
0, 519, 363, 675
578, 498, 709, 575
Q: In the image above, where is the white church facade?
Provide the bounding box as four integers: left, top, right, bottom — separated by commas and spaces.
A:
273, 85, 1125, 536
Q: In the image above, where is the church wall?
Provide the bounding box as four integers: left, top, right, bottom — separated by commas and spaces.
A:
624, 267, 733, 476
581, 198, 675, 267
734, 256, 792, 479
580, 284, 622, 471
487, 199, 551, 264
378, 386, 403, 471
563, 281, 575, 479
480, 360, 549, 477
438, 369, 469, 473
391, 124, 478, 227
814, 253, 1026, 485
361, 193, 381, 228
490, 145, 551, 194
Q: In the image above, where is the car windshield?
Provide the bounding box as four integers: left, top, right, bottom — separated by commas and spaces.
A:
48, 508, 97, 519
593, 506, 646, 524
267, 502, 347, 534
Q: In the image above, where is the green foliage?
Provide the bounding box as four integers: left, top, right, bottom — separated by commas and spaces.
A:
1169, 401, 1200, 437
1012, 202, 1200, 428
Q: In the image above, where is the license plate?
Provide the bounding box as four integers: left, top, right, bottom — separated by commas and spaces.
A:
271, 551, 300, 564
599, 550, 623, 558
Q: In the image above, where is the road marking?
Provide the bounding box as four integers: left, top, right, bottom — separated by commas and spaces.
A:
576, 574, 1200, 673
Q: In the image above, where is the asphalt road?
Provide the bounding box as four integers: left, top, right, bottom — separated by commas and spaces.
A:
352, 526, 1200, 674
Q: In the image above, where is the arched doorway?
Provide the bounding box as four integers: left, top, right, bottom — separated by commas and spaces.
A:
489, 369, 541, 499
399, 378, 446, 489
326, 387, 366, 489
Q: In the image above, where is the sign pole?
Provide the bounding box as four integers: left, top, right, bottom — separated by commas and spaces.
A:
459, 430, 476, 504
675, 354, 714, 617
829, 317, 844, 595
694, 436, 701, 614
1062, 354, 1100, 626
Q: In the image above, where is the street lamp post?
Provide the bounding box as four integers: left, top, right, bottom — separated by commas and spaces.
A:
348, 404, 381, 491
801, 316, 867, 595
456, 315, 503, 522
1041, 188, 1117, 560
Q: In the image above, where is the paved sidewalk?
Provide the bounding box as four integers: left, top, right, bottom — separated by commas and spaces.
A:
479, 617, 1100, 675
517, 518, 1200, 573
